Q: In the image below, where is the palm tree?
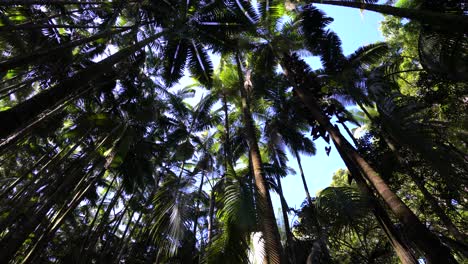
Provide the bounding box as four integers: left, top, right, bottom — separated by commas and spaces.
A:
1, 1, 466, 263
0, 0, 245, 142
282, 51, 458, 263
262, 77, 317, 206
234, 53, 284, 263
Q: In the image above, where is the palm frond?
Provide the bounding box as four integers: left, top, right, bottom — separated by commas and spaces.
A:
163, 39, 189, 86
347, 42, 389, 70
188, 41, 214, 88
316, 186, 370, 234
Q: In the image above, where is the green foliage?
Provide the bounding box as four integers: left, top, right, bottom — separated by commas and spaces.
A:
0, 0, 466, 263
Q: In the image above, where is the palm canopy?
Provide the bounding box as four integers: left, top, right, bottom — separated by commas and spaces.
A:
0, 1, 466, 263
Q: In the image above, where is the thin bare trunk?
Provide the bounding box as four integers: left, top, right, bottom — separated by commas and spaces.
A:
207, 189, 215, 244
276, 174, 296, 264
293, 149, 313, 205
192, 171, 206, 254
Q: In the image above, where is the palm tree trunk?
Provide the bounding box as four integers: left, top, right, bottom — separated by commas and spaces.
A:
222, 92, 231, 170
292, 148, 329, 261
0, 149, 51, 200
293, 149, 313, 205
334, 142, 418, 264
300, 92, 456, 264
79, 173, 118, 255
192, 170, 206, 254
0, 132, 90, 231
333, 121, 418, 263
339, 122, 360, 147
235, 53, 283, 264
1, 23, 136, 31
21, 169, 102, 263
382, 135, 467, 244
207, 189, 215, 244
281, 54, 458, 264
0, 31, 164, 140
116, 210, 141, 263
0, 28, 128, 71
411, 172, 467, 243
100, 194, 134, 255
84, 183, 125, 258
309, 0, 468, 33
0, 155, 92, 261
275, 174, 296, 264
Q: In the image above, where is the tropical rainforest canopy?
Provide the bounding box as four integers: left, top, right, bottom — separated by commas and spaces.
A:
0, 0, 466, 263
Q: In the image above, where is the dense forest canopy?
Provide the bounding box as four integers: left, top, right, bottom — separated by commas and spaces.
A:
0, 0, 466, 263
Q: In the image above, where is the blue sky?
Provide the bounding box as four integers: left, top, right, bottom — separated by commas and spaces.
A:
179, 4, 386, 224
271, 4, 385, 223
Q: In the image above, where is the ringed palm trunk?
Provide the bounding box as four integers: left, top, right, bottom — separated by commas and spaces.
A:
0, 31, 164, 140
281, 54, 458, 264
336, 124, 419, 263
309, 0, 468, 33
235, 54, 283, 264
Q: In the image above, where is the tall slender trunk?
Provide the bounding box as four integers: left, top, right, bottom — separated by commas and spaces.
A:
0, 28, 129, 71
79, 173, 118, 255
295, 150, 328, 260
235, 53, 283, 264
336, 123, 419, 263
0, 149, 52, 200
293, 149, 313, 205
334, 139, 418, 264
83, 183, 125, 261
0, 156, 91, 261
1, 132, 90, 226
207, 189, 215, 244
116, 210, 141, 263
281, 54, 457, 264
100, 194, 134, 256
275, 174, 296, 264
309, 0, 468, 33
21, 169, 103, 263
340, 122, 360, 147
411, 172, 467, 244
382, 135, 467, 245
222, 92, 231, 170
192, 170, 206, 254
0, 31, 164, 140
